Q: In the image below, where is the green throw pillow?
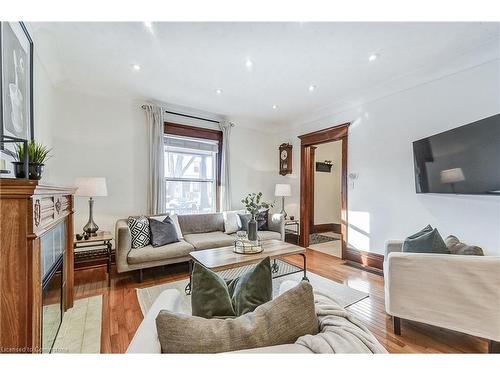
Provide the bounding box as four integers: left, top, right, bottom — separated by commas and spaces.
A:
402, 225, 449, 254
228, 258, 272, 316
191, 257, 272, 319
406, 224, 433, 240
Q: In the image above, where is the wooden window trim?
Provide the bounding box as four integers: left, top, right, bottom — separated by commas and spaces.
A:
164, 122, 223, 212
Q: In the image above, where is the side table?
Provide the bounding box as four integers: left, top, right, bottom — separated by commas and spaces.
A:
284, 219, 300, 244
73, 231, 113, 287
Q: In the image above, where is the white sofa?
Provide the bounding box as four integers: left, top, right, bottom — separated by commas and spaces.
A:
383, 240, 500, 353
127, 281, 311, 353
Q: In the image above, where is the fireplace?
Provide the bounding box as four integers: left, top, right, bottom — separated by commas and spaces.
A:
40, 220, 66, 353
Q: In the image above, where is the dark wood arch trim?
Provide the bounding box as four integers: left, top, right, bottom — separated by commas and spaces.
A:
299, 123, 350, 259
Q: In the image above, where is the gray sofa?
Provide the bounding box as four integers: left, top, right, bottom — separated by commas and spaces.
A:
115, 212, 285, 278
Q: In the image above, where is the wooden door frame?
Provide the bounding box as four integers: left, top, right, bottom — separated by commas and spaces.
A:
298, 123, 349, 259
308, 146, 317, 231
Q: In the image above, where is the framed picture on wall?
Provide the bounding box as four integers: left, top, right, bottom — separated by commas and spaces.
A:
1, 22, 34, 142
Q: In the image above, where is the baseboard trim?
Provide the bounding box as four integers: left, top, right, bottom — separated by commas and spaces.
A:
312, 223, 341, 234
345, 247, 384, 274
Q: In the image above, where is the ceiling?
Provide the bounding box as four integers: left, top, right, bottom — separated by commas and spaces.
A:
30, 22, 499, 129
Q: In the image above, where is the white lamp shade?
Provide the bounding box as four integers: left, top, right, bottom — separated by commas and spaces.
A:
275, 183, 291, 197
440, 168, 465, 184
75, 177, 108, 197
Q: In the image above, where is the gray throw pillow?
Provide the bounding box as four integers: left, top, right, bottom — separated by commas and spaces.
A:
238, 213, 252, 231
148, 217, 179, 247
156, 281, 319, 353
402, 225, 449, 254
445, 235, 484, 256
191, 257, 272, 318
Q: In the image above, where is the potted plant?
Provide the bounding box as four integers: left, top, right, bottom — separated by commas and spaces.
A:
241, 192, 274, 241
12, 140, 52, 180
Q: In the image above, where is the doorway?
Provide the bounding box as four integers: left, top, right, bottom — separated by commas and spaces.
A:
308, 141, 343, 257
298, 123, 349, 259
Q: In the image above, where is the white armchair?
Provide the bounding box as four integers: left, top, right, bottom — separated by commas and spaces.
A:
383, 240, 500, 353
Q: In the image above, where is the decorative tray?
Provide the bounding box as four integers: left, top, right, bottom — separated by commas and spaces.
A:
233, 238, 264, 254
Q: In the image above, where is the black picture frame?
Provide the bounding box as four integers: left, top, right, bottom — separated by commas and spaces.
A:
0, 21, 34, 144
316, 161, 333, 173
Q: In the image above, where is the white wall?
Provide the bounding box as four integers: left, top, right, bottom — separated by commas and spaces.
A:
47, 88, 279, 234
229, 125, 280, 210
314, 141, 342, 225
33, 57, 56, 176
278, 61, 500, 255
49, 90, 148, 234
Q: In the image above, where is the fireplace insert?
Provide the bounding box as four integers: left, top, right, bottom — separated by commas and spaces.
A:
40, 220, 66, 353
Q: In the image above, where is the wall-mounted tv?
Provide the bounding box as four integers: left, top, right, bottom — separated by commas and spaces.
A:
413, 114, 500, 195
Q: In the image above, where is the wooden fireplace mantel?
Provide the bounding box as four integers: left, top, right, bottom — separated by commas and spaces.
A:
0, 178, 76, 353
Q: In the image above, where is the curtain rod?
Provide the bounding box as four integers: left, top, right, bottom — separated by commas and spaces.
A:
141, 105, 220, 124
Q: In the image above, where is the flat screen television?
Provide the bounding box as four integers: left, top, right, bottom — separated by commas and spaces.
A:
413, 113, 500, 195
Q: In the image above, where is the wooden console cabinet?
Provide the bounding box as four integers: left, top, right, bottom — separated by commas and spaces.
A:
0, 179, 76, 353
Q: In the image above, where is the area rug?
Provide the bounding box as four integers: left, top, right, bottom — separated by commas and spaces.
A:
52, 295, 102, 353
310, 233, 340, 245
136, 268, 368, 316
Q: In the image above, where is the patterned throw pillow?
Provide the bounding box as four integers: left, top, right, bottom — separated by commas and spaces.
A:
127, 216, 151, 249
256, 209, 269, 230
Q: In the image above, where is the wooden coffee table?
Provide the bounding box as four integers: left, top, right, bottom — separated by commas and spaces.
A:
185, 239, 308, 294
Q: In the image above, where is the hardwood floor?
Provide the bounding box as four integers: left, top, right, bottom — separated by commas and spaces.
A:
73, 249, 488, 354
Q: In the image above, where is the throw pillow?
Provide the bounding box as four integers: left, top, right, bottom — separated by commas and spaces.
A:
191, 257, 273, 318
256, 209, 269, 230
406, 224, 433, 239
223, 211, 242, 234
238, 213, 252, 231
227, 257, 272, 316
445, 235, 484, 256
156, 281, 318, 353
402, 225, 449, 254
151, 214, 183, 239
191, 262, 236, 319
127, 216, 150, 249
148, 217, 180, 247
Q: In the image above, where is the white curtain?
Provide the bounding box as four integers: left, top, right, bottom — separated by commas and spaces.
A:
144, 104, 166, 215
219, 120, 233, 211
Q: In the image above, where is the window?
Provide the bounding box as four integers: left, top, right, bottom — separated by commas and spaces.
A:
164, 124, 222, 214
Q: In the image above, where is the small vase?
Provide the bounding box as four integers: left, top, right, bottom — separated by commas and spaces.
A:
12, 162, 27, 178
12, 162, 44, 180
248, 217, 258, 241
29, 163, 44, 180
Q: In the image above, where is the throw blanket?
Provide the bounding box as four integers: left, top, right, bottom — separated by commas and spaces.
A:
296, 291, 387, 353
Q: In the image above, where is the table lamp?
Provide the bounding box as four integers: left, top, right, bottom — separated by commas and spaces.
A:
440, 168, 465, 194
275, 183, 291, 219
75, 177, 108, 236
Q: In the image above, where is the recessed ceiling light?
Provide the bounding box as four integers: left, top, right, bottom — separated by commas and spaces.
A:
308, 84, 316, 92
215, 88, 223, 95
368, 53, 379, 62
272, 105, 278, 110
245, 59, 253, 69
132, 64, 141, 71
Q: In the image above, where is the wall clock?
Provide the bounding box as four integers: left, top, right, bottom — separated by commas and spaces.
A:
279, 143, 292, 176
